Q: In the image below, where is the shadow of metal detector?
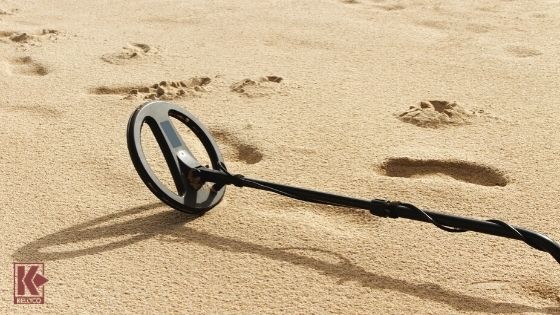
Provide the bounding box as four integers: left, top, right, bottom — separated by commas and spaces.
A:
127, 101, 560, 266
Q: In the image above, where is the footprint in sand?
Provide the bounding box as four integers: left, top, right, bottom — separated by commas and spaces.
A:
230, 76, 283, 98
210, 129, 264, 164
3, 56, 49, 76
378, 157, 510, 187
90, 77, 211, 100
504, 45, 542, 58
101, 43, 157, 65
0, 29, 61, 46
397, 100, 481, 128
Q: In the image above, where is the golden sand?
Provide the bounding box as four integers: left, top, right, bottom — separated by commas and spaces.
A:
2, 0, 559, 313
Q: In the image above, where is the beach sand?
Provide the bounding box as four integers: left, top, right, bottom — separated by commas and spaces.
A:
1, 0, 559, 313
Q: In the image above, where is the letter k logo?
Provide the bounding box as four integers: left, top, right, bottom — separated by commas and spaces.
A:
17, 265, 48, 296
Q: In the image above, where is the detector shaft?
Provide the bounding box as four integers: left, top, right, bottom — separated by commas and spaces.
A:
195, 166, 560, 264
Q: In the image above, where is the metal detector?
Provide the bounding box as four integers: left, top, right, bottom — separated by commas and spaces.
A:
127, 101, 560, 265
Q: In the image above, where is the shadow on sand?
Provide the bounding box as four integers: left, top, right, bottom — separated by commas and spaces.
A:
13, 203, 559, 313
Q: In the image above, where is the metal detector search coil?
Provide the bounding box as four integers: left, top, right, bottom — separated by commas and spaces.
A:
127, 101, 560, 266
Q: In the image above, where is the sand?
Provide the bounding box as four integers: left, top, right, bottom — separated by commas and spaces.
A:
1, 0, 560, 313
